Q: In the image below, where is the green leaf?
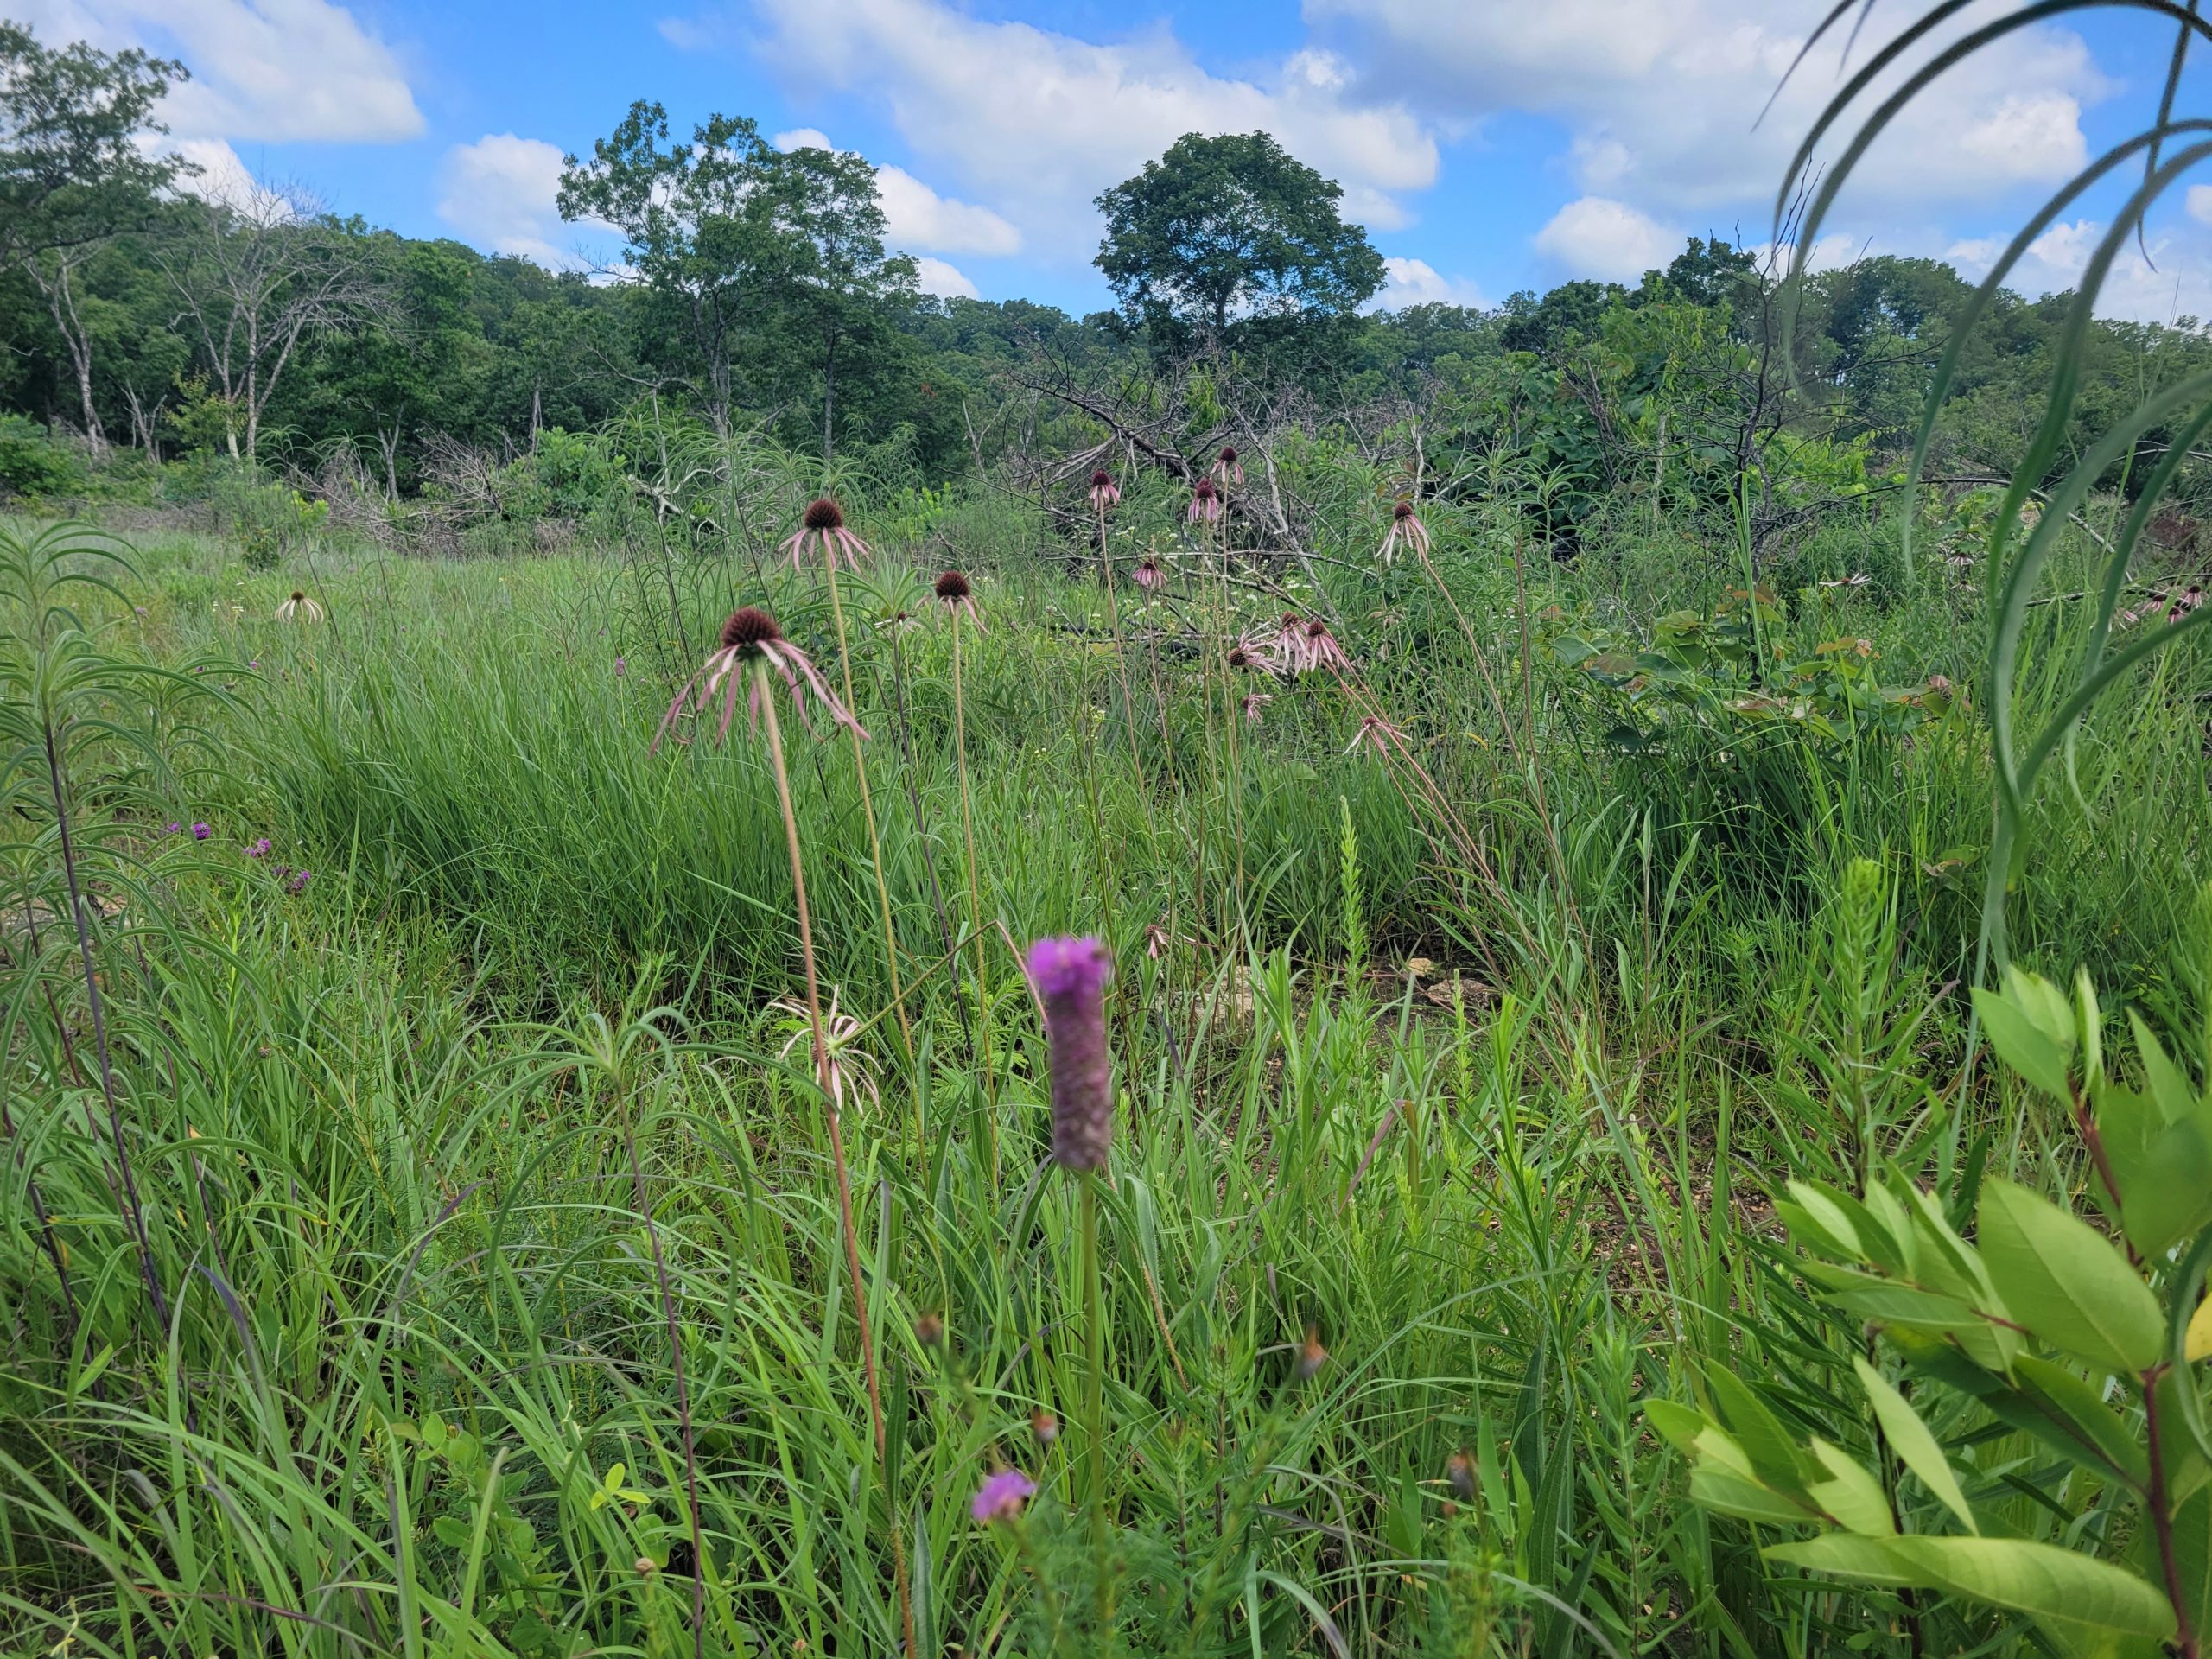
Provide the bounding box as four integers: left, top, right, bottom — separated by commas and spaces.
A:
1974, 985, 2075, 1100
1767, 1535, 2176, 1642
2007, 1356, 2151, 1491
2128, 1012, 2198, 1127
1688, 1468, 1818, 1527
1805, 1438, 1896, 1535
1979, 1179, 2163, 1376
1853, 1357, 1977, 1534
1707, 1369, 1811, 1493
1643, 1397, 1710, 1457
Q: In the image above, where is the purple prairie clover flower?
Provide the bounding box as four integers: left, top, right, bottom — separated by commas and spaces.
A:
1088, 469, 1120, 512
1211, 445, 1244, 486
245, 837, 270, 858
780, 497, 872, 572
1132, 556, 1166, 592
614, 657, 626, 677
971, 1468, 1036, 1525
935, 569, 987, 633
191, 822, 211, 840
166, 821, 181, 835
1379, 500, 1429, 567
1187, 476, 1223, 525
287, 869, 312, 893
653, 607, 868, 752
1027, 934, 1114, 1173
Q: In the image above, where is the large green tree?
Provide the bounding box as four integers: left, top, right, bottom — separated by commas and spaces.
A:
1093, 130, 1385, 351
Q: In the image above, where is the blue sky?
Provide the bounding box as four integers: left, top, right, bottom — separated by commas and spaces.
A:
22, 0, 2212, 321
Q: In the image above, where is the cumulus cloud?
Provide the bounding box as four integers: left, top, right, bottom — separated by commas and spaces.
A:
435, 135, 607, 270
692, 0, 1439, 257
15, 0, 422, 144
1534, 197, 1680, 283
1374, 256, 1485, 309
1946, 218, 2212, 321
913, 256, 979, 299
773, 128, 1020, 257
1309, 0, 2096, 217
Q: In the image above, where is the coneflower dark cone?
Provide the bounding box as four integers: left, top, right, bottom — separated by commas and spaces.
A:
802, 497, 845, 531
721, 606, 783, 652
1393, 500, 1415, 521
290, 589, 306, 601
1218, 446, 1237, 465
1226, 646, 1253, 669
1090, 469, 1113, 489
935, 569, 972, 601
1027, 935, 1113, 1173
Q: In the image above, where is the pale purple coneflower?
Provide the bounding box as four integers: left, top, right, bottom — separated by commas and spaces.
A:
1211, 445, 1243, 486
1819, 572, 1872, 590
1132, 556, 1166, 591
2171, 583, 2203, 621
935, 569, 987, 633
1269, 612, 1312, 671
1027, 934, 1113, 1173
1088, 469, 1120, 512
1344, 714, 1406, 756
1379, 500, 1428, 567
971, 1468, 1036, 1525
772, 985, 880, 1117
1303, 618, 1352, 674
653, 606, 868, 751
275, 589, 323, 623
1187, 476, 1223, 525
781, 497, 872, 572
1243, 692, 1273, 726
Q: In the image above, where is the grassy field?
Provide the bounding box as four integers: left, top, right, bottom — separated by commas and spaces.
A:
4, 492, 2210, 1657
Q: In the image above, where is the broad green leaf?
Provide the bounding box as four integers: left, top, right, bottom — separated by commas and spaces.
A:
1975, 985, 2074, 1100
1642, 1397, 1708, 1456
1979, 1179, 2163, 1376
1766, 1535, 2176, 1640
1854, 1357, 1977, 1534
1707, 1370, 1810, 1494
1806, 1438, 1895, 1535
2128, 1012, 2198, 1127
1778, 1181, 1861, 1261
1688, 1468, 1817, 1527
2009, 1356, 2150, 1490
2124, 1118, 2212, 1260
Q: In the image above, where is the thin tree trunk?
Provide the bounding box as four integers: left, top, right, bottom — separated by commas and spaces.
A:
822, 329, 836, 466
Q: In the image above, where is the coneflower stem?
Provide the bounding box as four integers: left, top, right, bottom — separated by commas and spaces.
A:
1096, 505, 1146, 798
821, 554, 914, 1067
758, 671, 918, 1659
1080, 1168, 1111, 1631
950, 608, 997, 1170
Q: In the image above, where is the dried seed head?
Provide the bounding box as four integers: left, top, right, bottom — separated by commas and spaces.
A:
935, 569, 972, 601
720, 607, 784, 653
802, 497, 845, 531
1031, 1408, 1060, 1444
634, 1557, 658, 1578
1090, 469, 1113, 489
1027, 935, 1114, 1173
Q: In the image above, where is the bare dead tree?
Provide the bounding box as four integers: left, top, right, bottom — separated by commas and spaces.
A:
24, 244, 105, 451
158, 175, 393, 462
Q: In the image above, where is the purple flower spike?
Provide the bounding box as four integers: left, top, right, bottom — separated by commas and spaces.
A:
246, 837, 270, 858
1027, 935, 1114, 1173
166, 822, 181, 835
971, 1468, 1036, 1525
288, 869, 312, 893
191, 822, 211, 840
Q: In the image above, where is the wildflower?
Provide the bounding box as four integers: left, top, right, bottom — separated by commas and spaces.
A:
1211, 445, 1243, 486
1187, 476, 1223, 525
2171, 584, 2203, 621
1088, 469, 1120, 512
275, 589, 324, 622
1242, 692, 1273, 726
245, 837, 270, 858
1269, 612, 1311, 671
1296, 1326, 1329, 1381
1132, 556, 1166, 591
780, 497, 871, 572
1303, 619, 1352, 673
1027, 935, 1114, 1173
614, 657, 626, 677
915, 1312, 944, 1349
1446, 1452, 1477, 1504
1818, 572, 1872, 590
1225, 645, 1255, 671
287, 869, 312, 893
1943, 550, 1975, 569
191, 822, 211, 840
165, 821, 181, 835
935, 569, 987, 633
1379, 500, 1428, 566
653, 606, 868, 751
771, 985, 880, 1116
971, 1468, 1036, 1525
1344, 715, 1406, 756
634, 1558, 658, 1578
1031, 1408, 1059, 1445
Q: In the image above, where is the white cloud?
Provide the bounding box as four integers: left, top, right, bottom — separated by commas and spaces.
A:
1945, 218, 2212, 321
436, 135, 596, 270
163, 135, 259, 203
713, 0, 1440, 257
1375, 256, 1484, 309
2187, 184, 2212, 226
913, 256, 979, 299
1534, 196, 1679, 283
1309, 0, 2097, 218
16, 0, 422, 144
772, 128, 1020, 256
